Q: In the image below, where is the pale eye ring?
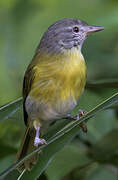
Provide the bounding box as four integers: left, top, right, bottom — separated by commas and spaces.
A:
73, 26, 79, 33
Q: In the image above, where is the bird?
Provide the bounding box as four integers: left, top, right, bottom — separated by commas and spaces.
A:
16, 18, 104, 172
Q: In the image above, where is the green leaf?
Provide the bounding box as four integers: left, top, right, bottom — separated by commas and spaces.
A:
87, 165, 118, 180
2, 170, 20, 180
46, 145, 90, 180
0, 98, 22, 122
60, 162, 98, 180
0, 143, 16, 159
88, 129, 118, 165
86, 79, 118, 89
0, 93, 118, 180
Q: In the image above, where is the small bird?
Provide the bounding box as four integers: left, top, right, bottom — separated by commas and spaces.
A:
16, 18, 104, 171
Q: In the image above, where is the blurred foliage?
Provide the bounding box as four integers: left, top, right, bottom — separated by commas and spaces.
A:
0, 0, 118, 179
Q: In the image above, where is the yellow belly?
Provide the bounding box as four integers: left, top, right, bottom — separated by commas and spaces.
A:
30, 47, 86, 105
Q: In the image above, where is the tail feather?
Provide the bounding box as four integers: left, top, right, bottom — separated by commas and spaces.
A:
16, 126, 38, 172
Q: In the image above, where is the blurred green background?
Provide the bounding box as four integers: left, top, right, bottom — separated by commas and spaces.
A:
0, 0, 118, 179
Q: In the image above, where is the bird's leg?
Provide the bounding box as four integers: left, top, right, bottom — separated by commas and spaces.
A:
65, 109, 87, 133
33, 122, 47, 147
34, 126, 47, 147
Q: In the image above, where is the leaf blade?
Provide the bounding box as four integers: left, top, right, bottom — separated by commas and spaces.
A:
0, 98, 22, 122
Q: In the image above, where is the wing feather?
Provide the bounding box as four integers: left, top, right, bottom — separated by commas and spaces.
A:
22, 61, 36, 125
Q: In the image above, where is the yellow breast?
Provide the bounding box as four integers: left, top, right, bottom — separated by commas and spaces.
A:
30, 47, 86, 104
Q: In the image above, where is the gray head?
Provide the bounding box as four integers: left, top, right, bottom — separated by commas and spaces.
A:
38, 18, 104, 54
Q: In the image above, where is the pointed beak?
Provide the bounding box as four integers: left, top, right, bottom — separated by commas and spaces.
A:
85, 25, 104, 35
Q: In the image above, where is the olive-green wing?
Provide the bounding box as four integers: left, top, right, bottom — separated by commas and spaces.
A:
23, 62, 35, 125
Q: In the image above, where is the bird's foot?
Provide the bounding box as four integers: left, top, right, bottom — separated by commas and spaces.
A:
34, 137, 47, 147
66, 109, 87, 133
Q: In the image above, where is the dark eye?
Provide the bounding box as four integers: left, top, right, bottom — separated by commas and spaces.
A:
73, 26, 79, 33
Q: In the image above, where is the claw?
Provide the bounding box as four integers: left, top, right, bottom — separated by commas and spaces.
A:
34, 137, 47, 147
78, 109, 87, 133
65, 109, 87, 133
78, 109, 87, 116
